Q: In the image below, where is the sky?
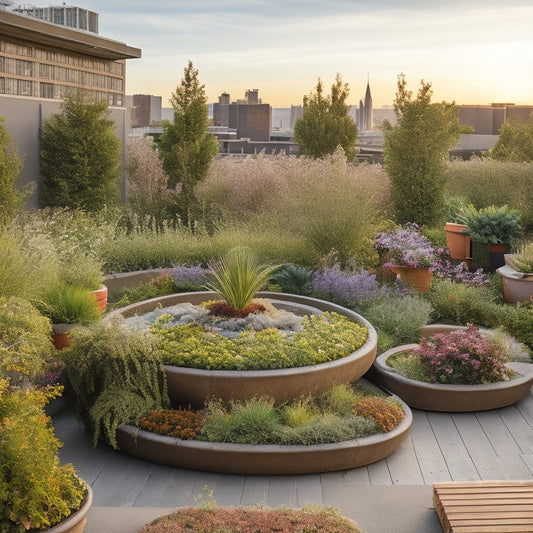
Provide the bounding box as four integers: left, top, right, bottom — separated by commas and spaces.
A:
65, 1, 533, 107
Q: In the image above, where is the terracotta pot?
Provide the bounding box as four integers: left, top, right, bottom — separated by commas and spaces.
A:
51, 324, 76, 350
91, 284, 108, 312
44, 482, 92, 533
445, 222, 471, 260
391, 265, 433, 293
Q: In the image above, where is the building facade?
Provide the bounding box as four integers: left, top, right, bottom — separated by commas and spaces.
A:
0, 8, 141, 205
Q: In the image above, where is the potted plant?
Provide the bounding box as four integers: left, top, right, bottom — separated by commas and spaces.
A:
375, 223, 437, 292
370, 325, 533, 411
444, 198, 472, 260
58, 253, 107, 312
39, 284, 102, 349
497, 240, 533, 303
457, 205, 522, 271
0, 297, 92, 533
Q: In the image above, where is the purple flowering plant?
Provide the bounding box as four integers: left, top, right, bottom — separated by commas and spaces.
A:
375, 223, 438, 269
411, 324, 514, 385
431, 258, 489, 286
171, 264, 211, 291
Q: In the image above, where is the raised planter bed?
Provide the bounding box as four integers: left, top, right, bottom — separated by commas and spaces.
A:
116, 380, 412, 475
497, 256, 533, 303
105, 291, 378, 405
103, 268, 170, 299
370, 344, 533, 412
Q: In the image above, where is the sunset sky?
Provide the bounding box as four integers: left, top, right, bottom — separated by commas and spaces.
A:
85, 0, 533, 108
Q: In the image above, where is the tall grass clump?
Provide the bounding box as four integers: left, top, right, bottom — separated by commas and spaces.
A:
444, 158, 533, 232
197, 150, 391, 267
204, 246, 278, 311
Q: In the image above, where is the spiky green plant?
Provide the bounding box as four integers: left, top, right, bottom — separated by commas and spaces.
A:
272, 264, 313, 295
203, 246, 279, 311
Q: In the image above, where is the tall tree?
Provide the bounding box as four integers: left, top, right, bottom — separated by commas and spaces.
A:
0, 116, 25, 226
383, 74, 462, 226
159, 60, 218, 227
294, 74, 358, 162
40, 91, 121, 210
491, 113, 533, 162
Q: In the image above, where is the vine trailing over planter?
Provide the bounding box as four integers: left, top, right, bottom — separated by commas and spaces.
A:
60, 323, 169, 447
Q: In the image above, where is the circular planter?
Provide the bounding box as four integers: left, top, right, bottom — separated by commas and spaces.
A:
104, 268, 170, 299
105, 291, 378, 405
116, 380, 412, 475
44, 482, 92, 533
498, 258, 533, 303
391, 265, 433, 293
371, 344, 533, 412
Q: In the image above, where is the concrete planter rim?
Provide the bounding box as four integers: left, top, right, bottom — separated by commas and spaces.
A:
105, 291, 378, 404
44, 481, 92, 533
372, 344, 533, 412
116, 379, 412, 475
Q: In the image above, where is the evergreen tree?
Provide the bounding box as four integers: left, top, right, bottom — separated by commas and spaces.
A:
491, 113, 533, 162
40, 91, 121, 210
159, 60, 218, 227
0, 117, 25, 226
294, 74, 357, 162
383, 74, 461, 226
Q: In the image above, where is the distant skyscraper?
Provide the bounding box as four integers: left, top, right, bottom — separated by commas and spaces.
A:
363, 81, 373, 131
358, 100, 364, 131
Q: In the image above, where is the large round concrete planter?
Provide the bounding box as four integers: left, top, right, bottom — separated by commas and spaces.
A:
497, 257, 533, 303
116, 381, 411, 475
104, 268, 170, 299
371, 345, 533, 412
106, 291, 378, 405
44, 482, 92, 533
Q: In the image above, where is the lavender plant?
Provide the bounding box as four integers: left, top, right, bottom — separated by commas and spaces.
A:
171, 264, 210, 291
375, 223, 438, 269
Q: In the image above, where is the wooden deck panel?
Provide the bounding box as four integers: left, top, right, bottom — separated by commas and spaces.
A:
434, 481, 533, 533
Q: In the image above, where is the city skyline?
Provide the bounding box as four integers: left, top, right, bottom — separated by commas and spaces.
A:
54, 1, 533, 107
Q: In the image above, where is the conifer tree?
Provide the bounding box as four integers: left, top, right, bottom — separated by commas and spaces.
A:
294, 74, 357, 162
159, 60, 218, 227
383, 74, 461, 226
40, 91, 121, 210
491, 113, 533, 162
0, 116, 24, 226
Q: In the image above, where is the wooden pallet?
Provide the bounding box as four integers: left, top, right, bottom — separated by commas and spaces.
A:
433, 481, 533, 532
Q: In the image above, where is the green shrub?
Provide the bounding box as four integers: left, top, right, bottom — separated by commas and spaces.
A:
58, 253, 103, 291
201, 398, 281, 444
0, 297, 53, 388
281, 398, 317, 428
444, 158, 533, 232
272, 264, 314, 295
0, 381, 86, 531
364, 294, 433, 347
318, 383, 359, 416
61, 324, 169, 447
387, 351, 430, 382
276, 413, 377, 445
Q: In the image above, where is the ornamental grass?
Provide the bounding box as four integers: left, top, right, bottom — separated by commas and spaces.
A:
139, 505, 361, 533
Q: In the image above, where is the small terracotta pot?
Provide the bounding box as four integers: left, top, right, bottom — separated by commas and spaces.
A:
51, 324, 75, 350
391, 265, 433, 293
91, 284, 108, 312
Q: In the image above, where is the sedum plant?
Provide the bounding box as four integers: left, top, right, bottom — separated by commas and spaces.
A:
203, 246, 279, 311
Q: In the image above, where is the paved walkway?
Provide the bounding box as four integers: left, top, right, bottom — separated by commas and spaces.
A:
54, 387, 533, 533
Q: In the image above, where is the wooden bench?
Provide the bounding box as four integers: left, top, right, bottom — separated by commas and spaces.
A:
433, 481, 533, 532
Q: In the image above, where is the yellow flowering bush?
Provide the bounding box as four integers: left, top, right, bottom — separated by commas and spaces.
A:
152, 312, 367, 370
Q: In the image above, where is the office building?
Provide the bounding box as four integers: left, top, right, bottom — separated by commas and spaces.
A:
0, 7, 141, 204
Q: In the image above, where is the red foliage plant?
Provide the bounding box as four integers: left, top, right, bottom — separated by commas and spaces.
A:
139, 505, 361, 533
207, 300, 265, 318
353, 397, 405, 432
138, 407, 204, 440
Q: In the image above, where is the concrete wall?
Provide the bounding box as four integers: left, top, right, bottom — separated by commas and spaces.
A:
0, 94, 128, 207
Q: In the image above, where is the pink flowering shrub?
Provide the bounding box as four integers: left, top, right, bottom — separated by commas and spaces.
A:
411, 325, 514, 385
139, 505, 361, 533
